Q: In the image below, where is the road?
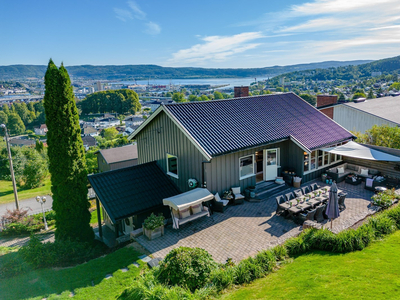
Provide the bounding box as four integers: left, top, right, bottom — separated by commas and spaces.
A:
0, 196, 53, 216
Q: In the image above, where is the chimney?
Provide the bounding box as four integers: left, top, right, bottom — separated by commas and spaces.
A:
316, 95, 337, 108
234, 86, 249, 98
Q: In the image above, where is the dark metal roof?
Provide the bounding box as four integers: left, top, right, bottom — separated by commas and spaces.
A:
88, 161, 181, 223
164, 93, 353, 156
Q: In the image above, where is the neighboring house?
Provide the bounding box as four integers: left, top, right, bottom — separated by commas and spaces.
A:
97, 144, 138, 172
85, 118, 100, 128
98, 117, 120, 128
124, 115, 144, 127
82, 135, 97, 151
317, 94, 400, 133
125, 125, 140, 135
34, 124, 48, 136
9, 138, 36, 147
146, 99, 174, 112
88, 161, 180, 236
81, 125, 98, 137
129, 93, 354, 194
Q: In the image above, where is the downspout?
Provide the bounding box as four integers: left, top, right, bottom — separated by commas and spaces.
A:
202, 160, 212, 188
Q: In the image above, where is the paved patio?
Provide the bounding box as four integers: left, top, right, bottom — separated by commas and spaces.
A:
136, 181, 379, 263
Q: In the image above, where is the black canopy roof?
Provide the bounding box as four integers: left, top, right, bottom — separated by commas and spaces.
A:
88, 161, 181, 223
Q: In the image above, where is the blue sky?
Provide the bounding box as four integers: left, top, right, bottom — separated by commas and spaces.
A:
1, 0, 400, 68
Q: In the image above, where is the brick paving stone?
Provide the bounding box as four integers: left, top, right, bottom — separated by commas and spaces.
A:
135, 181, 382, 263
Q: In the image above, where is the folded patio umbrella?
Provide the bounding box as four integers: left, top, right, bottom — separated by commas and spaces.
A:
325, 182, 340, 230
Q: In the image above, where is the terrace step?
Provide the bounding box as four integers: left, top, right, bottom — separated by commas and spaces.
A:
252, 181, 290, 201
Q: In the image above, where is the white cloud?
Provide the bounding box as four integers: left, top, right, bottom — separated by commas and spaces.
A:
113, 8, 133, 22
291, 0, 396, 15
144, 22, 161, 35
127, 1, 146, 20
169, 32, 264, 66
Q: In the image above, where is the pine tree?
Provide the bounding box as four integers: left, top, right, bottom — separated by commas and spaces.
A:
43, 59, 94, 243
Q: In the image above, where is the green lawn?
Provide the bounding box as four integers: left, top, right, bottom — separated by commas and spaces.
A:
0, 247, 145, 300
220, 231, 400, 300
90, 209, 99, 225
0, 177, 52, 204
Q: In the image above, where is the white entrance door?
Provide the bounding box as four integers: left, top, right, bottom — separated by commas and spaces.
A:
264, 149, 278, 181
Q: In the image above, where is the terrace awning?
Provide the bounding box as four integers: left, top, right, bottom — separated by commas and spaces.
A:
322, 141, 400, 162
163, 188, 214, 211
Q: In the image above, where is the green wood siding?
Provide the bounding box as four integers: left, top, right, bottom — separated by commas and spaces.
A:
136, 111, 207, 192
205, 140, 305, 194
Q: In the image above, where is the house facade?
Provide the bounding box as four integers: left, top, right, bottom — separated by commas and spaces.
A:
317, 94, 400, 133
130, 93, 354, 194
34, 124, 48, 136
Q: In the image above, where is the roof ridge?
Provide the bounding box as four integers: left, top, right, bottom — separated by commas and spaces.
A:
164, 92, 294, 106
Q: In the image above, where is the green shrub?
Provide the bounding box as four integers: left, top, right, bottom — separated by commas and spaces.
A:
371, 189, 399, 209
271, 245, 288, 261
211, 267, 236, 291
309, 228, 336, 251
354, 224, 375, 247
368, 215, 396, 238
385, 205, 400, 228
143, 213, 164, 230
118, 272, 195, 300
0, 252, 31, 279
18, 235, 105, 269
234, 258, 264, 284
155, 247, 218, 292
284, 235, 310, 255
253, 250, 276, 273
0, 221, 43, 236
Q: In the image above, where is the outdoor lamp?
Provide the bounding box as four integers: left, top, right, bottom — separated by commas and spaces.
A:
36, 196, 49, 230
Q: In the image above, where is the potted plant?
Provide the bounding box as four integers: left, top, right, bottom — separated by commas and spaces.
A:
296, 198, 300, 205
313, 191, 318, 198
143, 213, 165, 240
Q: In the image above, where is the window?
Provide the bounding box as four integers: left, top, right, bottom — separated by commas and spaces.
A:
167, 153, 178, 178
310, 151, 317, 170
303, 143, 344, 174
239, 155, 255, 180
303, 152, 309, 172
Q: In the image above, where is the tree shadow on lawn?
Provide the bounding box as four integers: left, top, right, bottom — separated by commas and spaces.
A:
0, 247, 144, 300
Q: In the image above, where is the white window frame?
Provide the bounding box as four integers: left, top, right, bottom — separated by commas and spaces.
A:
166, 153, 179, 179
239, 154, 255, 180
303, 143, 345, 175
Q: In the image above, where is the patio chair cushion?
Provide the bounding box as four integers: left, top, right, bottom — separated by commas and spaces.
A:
179, 208, 191, 219
231, 187, 245, 200
337, 167, 345, 174
215, 192, 222, 202
285, 192, 294, 202
360, 168, 369, 176
294, 189, 303, 198
231, 187, 241, 194
191, 204, 202, 215
310, 183, 320, 191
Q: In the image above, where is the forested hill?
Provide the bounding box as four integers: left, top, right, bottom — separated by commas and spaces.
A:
0, 60, 371, 81
271, 55, 400, 82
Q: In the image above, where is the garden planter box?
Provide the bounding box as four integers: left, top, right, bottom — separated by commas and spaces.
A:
143, 225, 164, 240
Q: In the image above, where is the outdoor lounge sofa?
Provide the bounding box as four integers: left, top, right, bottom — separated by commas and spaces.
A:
326, 163, 380, 183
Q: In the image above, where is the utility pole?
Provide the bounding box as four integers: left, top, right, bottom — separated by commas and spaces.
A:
1, 124, 19, 210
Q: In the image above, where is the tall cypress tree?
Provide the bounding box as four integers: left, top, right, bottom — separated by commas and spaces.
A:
44, 59, 94, 243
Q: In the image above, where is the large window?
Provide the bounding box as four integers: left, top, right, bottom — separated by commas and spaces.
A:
303, 143, 345, 173
239, 155, 255, 180
167, 153, 178, 178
